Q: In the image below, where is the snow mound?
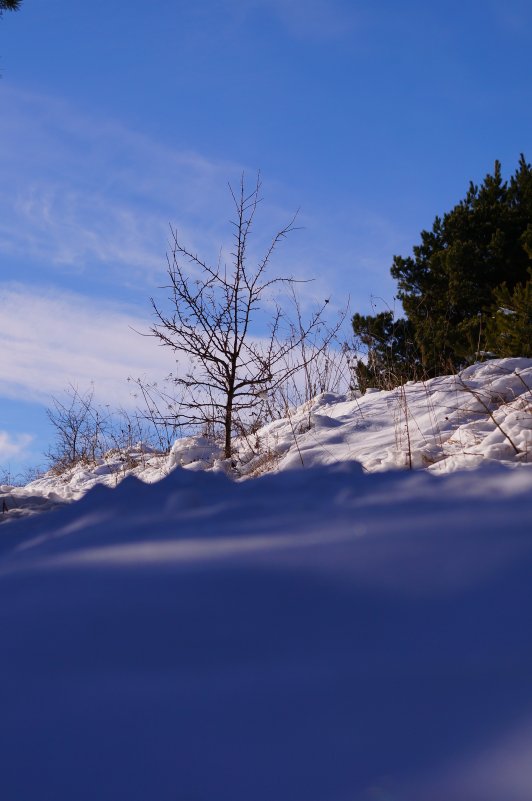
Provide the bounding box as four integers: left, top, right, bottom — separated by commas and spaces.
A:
236, 357, 532, 474
1, 358, 531, 519
2, 461, 532, 800
2, 360, 532, 799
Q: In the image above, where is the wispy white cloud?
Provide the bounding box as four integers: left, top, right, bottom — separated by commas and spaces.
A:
1, 85, 398, 309
0, 280, 352, 421
0, 86, 243, 283
0, 431, 34, 463
0, 284, 178, 408
0, 84, 400, 383
1, 85, 337, 303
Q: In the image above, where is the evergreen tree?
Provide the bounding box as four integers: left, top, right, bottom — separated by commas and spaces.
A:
0, 0, 22, 14
351, 311, 421, 392
353, 156, 532, 387
486, 268, 532, 358
520, 224, 532, 259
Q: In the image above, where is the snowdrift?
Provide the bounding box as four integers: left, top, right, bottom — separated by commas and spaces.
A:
2, 357, 532, 519
1, 358, 532, 800
1, 463, 532, 798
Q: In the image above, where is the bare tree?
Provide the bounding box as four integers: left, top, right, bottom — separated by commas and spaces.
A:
46, 384, 167, 473
46, 385, 110, 471
150, 175, 336, 460
127, 375, 185, 453
265, 284, 350, 418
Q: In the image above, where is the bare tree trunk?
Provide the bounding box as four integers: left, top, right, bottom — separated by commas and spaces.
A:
224, 396, 233, 459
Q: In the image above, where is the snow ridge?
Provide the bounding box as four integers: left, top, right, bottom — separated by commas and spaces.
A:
2, 357, 531, 519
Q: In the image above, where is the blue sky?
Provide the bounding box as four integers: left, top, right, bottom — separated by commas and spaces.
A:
1, 0, 531, 474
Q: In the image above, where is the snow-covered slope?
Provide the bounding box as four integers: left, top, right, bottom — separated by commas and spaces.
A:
237, 356, 532, 474
1, 358, 532, 800
2, 460, 532, 801
2, 357, 531, 518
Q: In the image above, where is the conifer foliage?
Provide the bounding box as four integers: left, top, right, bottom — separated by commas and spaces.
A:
352, 156, 532, 390
486, 267, 532, 359
351, 311, 420, 392
0, 0, 22, 14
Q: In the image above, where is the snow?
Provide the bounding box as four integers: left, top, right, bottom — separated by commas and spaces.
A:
1, 358, 532, 800
5, 357, 531, 518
